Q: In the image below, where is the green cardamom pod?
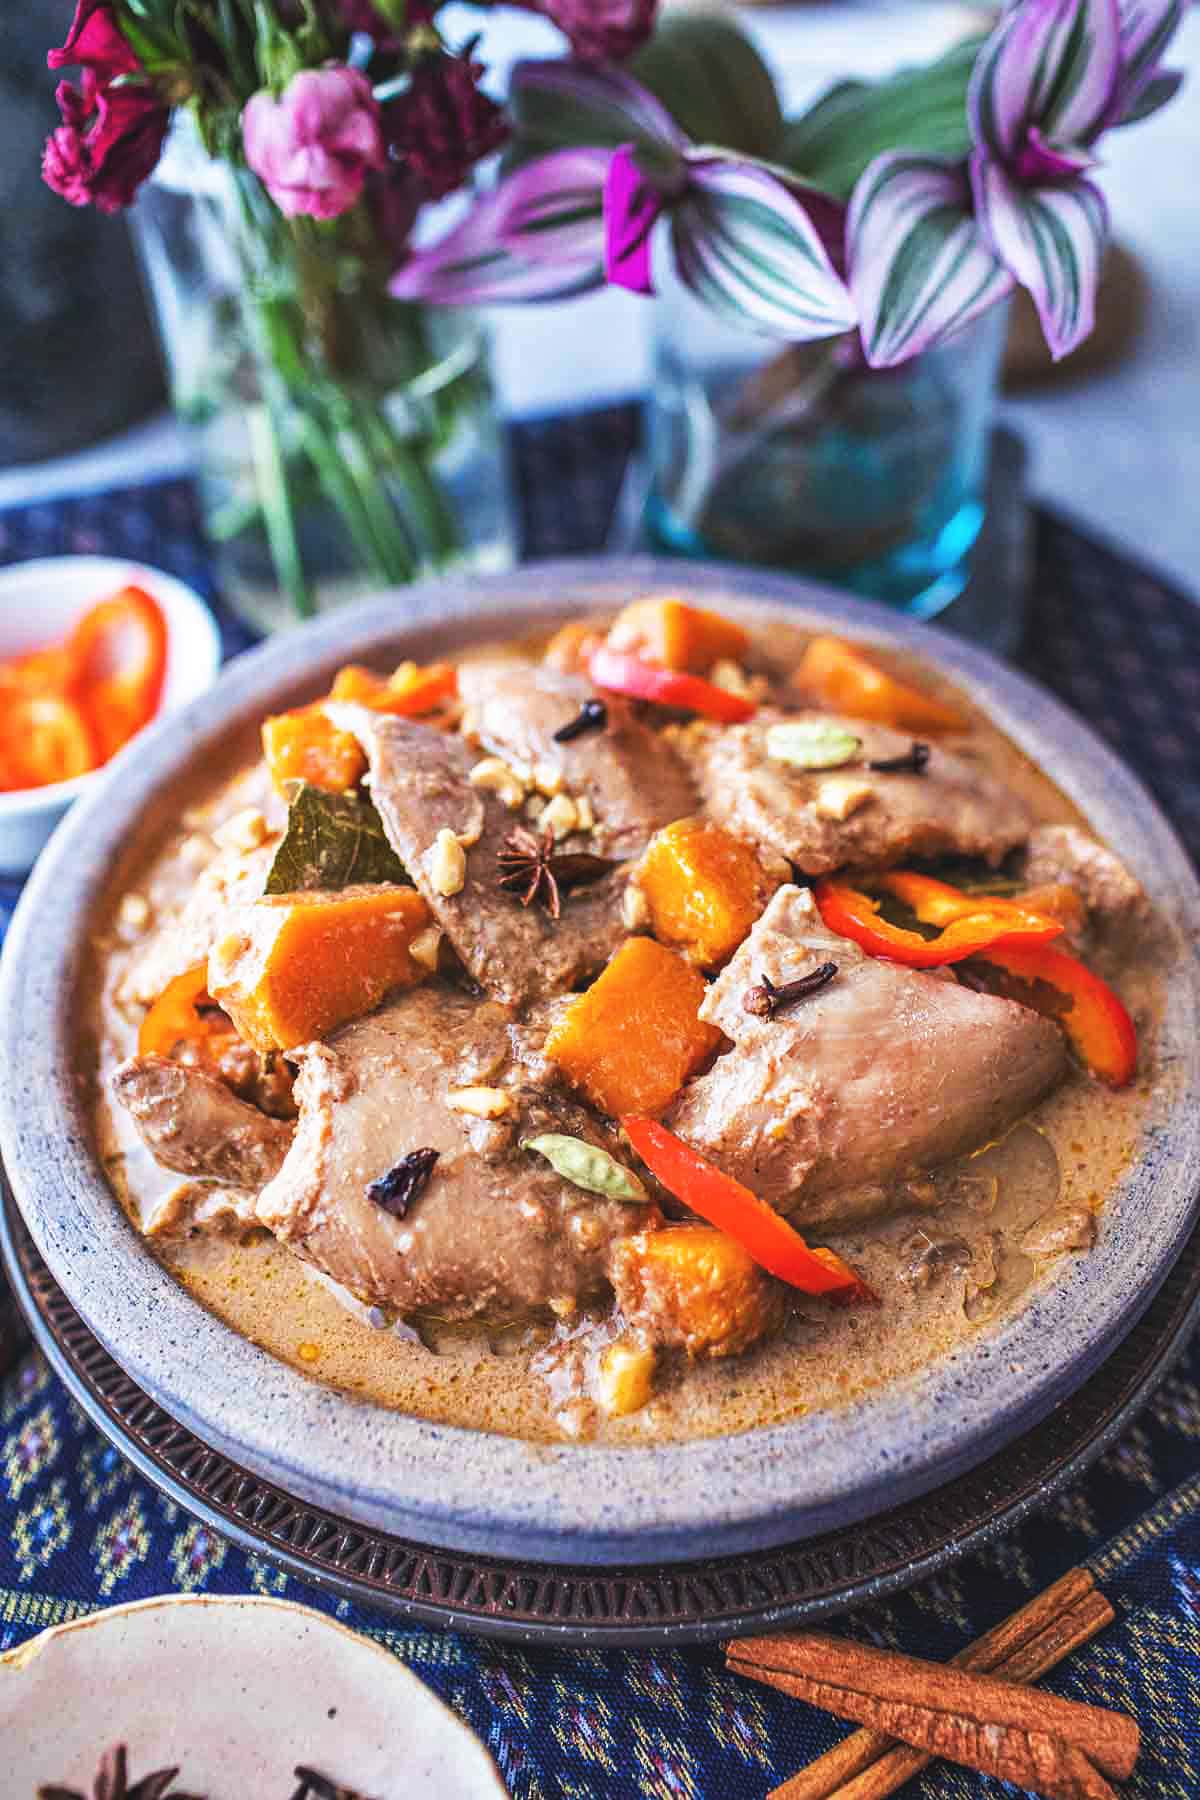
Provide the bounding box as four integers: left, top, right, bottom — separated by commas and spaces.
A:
522, 1134, 649, 1203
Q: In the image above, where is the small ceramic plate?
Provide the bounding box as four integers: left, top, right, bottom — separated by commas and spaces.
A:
1, 558, 1198, 1566
0, 555, 222, 873
0, 1593, 506, 1796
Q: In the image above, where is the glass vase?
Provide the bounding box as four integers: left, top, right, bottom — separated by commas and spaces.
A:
645, 267, 1008, 618
132, 124, 513, 633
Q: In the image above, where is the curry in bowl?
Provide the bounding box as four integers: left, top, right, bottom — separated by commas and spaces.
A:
92, 598, 1161, 1444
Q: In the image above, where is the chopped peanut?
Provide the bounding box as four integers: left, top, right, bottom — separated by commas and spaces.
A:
541, 793, 580, 841
470, 756, 527, 810
428, 828, 467, 897
814, 775, 875, 822
447, 1085, 513, 1119
597, 1340, 657, 1417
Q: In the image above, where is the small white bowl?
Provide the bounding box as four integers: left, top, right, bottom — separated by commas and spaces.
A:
0, 555, 222, 874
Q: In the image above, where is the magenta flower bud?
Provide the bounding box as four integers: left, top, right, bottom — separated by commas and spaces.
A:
243, 66, 386, 221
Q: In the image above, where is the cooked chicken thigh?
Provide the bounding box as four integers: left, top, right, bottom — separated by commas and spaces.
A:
667, 886, 1067, 1225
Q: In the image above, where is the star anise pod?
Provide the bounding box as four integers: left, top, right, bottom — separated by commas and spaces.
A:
39, 1741, 206, 1800
496, 826, 614, 920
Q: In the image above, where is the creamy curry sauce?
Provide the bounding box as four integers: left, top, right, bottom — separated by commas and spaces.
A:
87, 626, 1169, 1444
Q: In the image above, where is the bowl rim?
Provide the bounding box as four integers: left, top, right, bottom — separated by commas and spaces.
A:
3, 556, 1198, 1566
0, 554, 222, 820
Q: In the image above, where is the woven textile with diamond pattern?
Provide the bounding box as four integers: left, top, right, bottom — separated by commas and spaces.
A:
2, 413, 1200, 1798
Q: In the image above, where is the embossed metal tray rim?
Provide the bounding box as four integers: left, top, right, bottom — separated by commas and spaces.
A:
4, 1179, 1198, 1648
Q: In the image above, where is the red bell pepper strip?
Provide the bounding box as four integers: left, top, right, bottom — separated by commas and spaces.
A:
587, 645, 756, 724
621, 1116, 874, 1301
969, 942, 1138, 1088
813, 875, 1063, 969
70, 585, 168, 763
0, 691, 98, 790
329, 661, 458, 716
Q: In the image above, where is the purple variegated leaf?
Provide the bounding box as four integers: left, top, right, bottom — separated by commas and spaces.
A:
390, 149, 610, 304
670, 158, 857, 340
848, 152, 1013, 368
1112, 0, 1185, 118
969, 0, 1121, 159
604, 145, 663, 294
1114, 63, 1183, 122
971, 150, 1108, 357
1014, 125, 1097, 181
510, 60, 685, 157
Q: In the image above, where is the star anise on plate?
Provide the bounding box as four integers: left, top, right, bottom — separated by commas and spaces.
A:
496, 826, 614, 920
38, 1741, 205, 1800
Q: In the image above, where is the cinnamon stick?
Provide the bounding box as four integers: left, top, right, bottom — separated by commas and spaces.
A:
769, 1588, 1115, 1800
727, 1626, 1138, 1800
760, 1568, 1099, 1800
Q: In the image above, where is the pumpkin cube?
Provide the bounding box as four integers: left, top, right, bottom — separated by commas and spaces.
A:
636, 817, 783, 967
607, 597, 750, 673
544, 937, 720, 1117
261, 706, 366, 795
611, 1226, 781, 1358
208, 885, 430, 1051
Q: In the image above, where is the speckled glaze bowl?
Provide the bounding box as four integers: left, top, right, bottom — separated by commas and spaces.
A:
2, 560, 1198, 1567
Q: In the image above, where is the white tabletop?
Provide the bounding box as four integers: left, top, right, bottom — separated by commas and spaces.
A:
4, 2, 1197, 594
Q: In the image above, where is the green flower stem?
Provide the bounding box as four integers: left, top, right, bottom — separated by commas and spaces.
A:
246, 401, 313, 618
298, 404, 416, 587
355, 399, 462, 565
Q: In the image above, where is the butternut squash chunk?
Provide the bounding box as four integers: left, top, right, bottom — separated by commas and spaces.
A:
261, 706, 366, 795
208, 885, 430, 1051
544, 936, 720, 1117
607, 597, 749, 673
611, 1225, 781, 1358
636, 817, 783, 967
793, 635, 966, 734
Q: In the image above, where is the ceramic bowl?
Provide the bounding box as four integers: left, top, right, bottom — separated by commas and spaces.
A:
0, 555, 222, 873
0, 1593, 505, 1795
2, 558, 1198, 1566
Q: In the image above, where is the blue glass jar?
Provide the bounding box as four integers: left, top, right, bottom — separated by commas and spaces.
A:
645, 271, 1008, 618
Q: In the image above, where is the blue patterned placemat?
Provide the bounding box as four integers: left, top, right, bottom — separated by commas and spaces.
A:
2, 421, 1200, 1797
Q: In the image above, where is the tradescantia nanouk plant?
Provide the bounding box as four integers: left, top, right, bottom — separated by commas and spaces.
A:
397, 0, 1184, 366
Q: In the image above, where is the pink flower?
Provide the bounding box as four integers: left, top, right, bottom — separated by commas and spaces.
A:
520, 0, 657, 64
385, 56, 508, 202
47, 0, 139, 80
43, 70, 169, 213
243, 66, 385, 220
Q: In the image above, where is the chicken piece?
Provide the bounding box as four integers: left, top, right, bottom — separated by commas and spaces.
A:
255, 986, 658, 1322
112, 1054, 294, 1189
666, 886, 1066, 1226
696, 711, 1032, 874
610, 1226, 783, 1357
1018, 824, 1146, 940
117, 841, 274, 1009
457, 659, 698, 857
332, 708, 627, 1006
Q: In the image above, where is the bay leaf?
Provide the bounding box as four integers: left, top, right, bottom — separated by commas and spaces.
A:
265, 781, 410, 894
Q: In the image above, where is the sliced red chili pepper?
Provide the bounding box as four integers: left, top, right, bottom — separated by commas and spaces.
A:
0, 692, 98, 790
968, 942, 1138, 1087
813, 874, 1063, 969
138, 964, 239, 1061
70, 585, 168, 763
621, 1115, 873, 1301
587, 645, 756, 724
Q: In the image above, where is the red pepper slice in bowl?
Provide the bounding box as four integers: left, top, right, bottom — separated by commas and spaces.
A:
621, 1116, 874, 1302
587, 645, 756, 724
814, 873, 1063, 969
70, 585, 168, 763
967, 941, 1138, 1088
